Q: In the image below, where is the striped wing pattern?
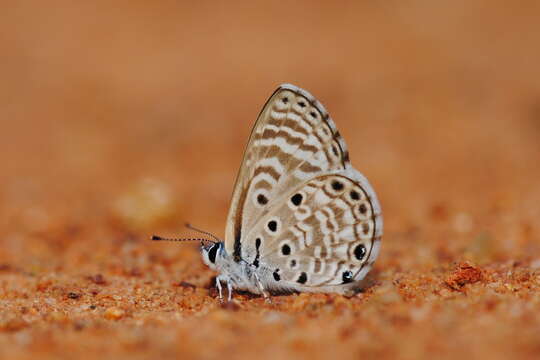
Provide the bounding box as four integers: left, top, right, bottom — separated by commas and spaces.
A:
225, 85, 349, 254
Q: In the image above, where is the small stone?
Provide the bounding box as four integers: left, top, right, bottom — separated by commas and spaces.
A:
104, 307, 125, 320
44, 297, 57, 306
89, 274, 107, 285
49, 311, 67, 322
174, 281, 196, 289
36, 280, 53, 292
68, 292, 81, 299
445, 262, 483, 291
29, 307, 38, 315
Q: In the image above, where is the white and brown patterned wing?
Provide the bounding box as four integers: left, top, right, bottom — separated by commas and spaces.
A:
225, 84, 351, 259
242, 171, 382, 293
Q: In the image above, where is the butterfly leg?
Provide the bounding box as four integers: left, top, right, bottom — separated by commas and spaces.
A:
226, 280, 233, 302
215, 276, 224, 302
253, 272, 271, 303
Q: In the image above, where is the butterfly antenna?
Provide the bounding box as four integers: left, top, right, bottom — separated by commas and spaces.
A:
151, 235, 215, 246
184, 223, 222, 243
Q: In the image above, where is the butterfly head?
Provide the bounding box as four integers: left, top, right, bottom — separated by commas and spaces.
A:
152, 224, 225, 271
200, 241, 224, 270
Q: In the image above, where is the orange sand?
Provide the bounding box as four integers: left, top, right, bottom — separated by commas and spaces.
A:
1, 2, 540, 359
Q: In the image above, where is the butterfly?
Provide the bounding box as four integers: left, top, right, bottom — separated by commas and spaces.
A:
156, 84, 382, 301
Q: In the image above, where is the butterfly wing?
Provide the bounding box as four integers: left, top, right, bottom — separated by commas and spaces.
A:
225, 84, 353, 261
244, 169, 382, 294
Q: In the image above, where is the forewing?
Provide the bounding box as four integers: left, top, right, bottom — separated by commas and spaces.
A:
225, 84, 351, 258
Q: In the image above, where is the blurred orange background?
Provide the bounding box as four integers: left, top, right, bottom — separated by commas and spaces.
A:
1, 1, 540, 359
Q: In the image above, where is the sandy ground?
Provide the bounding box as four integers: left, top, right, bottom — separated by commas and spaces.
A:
1, 1, 540, 359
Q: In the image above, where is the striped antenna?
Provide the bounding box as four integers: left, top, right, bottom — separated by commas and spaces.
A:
185, 223, 222, 243
151, 235, 215, 246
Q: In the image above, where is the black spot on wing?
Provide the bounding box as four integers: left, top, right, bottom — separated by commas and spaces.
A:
273, 269, 281, 281
331, 180, 344, 191
257, 194, 268, 205
359, 203, 367, 214
267, 220, 277, 232
291, 193, 303, 206
253, 238, 261, 268
297, 272, 308, 284
354, 244, 366, 261
281, 244, 291, 256
342, 270, 353, 283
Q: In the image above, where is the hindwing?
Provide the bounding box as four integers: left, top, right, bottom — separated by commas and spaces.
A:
242, 171, 382, 291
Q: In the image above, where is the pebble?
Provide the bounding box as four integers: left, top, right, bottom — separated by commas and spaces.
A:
104, 307, 125, 320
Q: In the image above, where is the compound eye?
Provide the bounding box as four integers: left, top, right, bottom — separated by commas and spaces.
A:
208, 244, 219, 263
